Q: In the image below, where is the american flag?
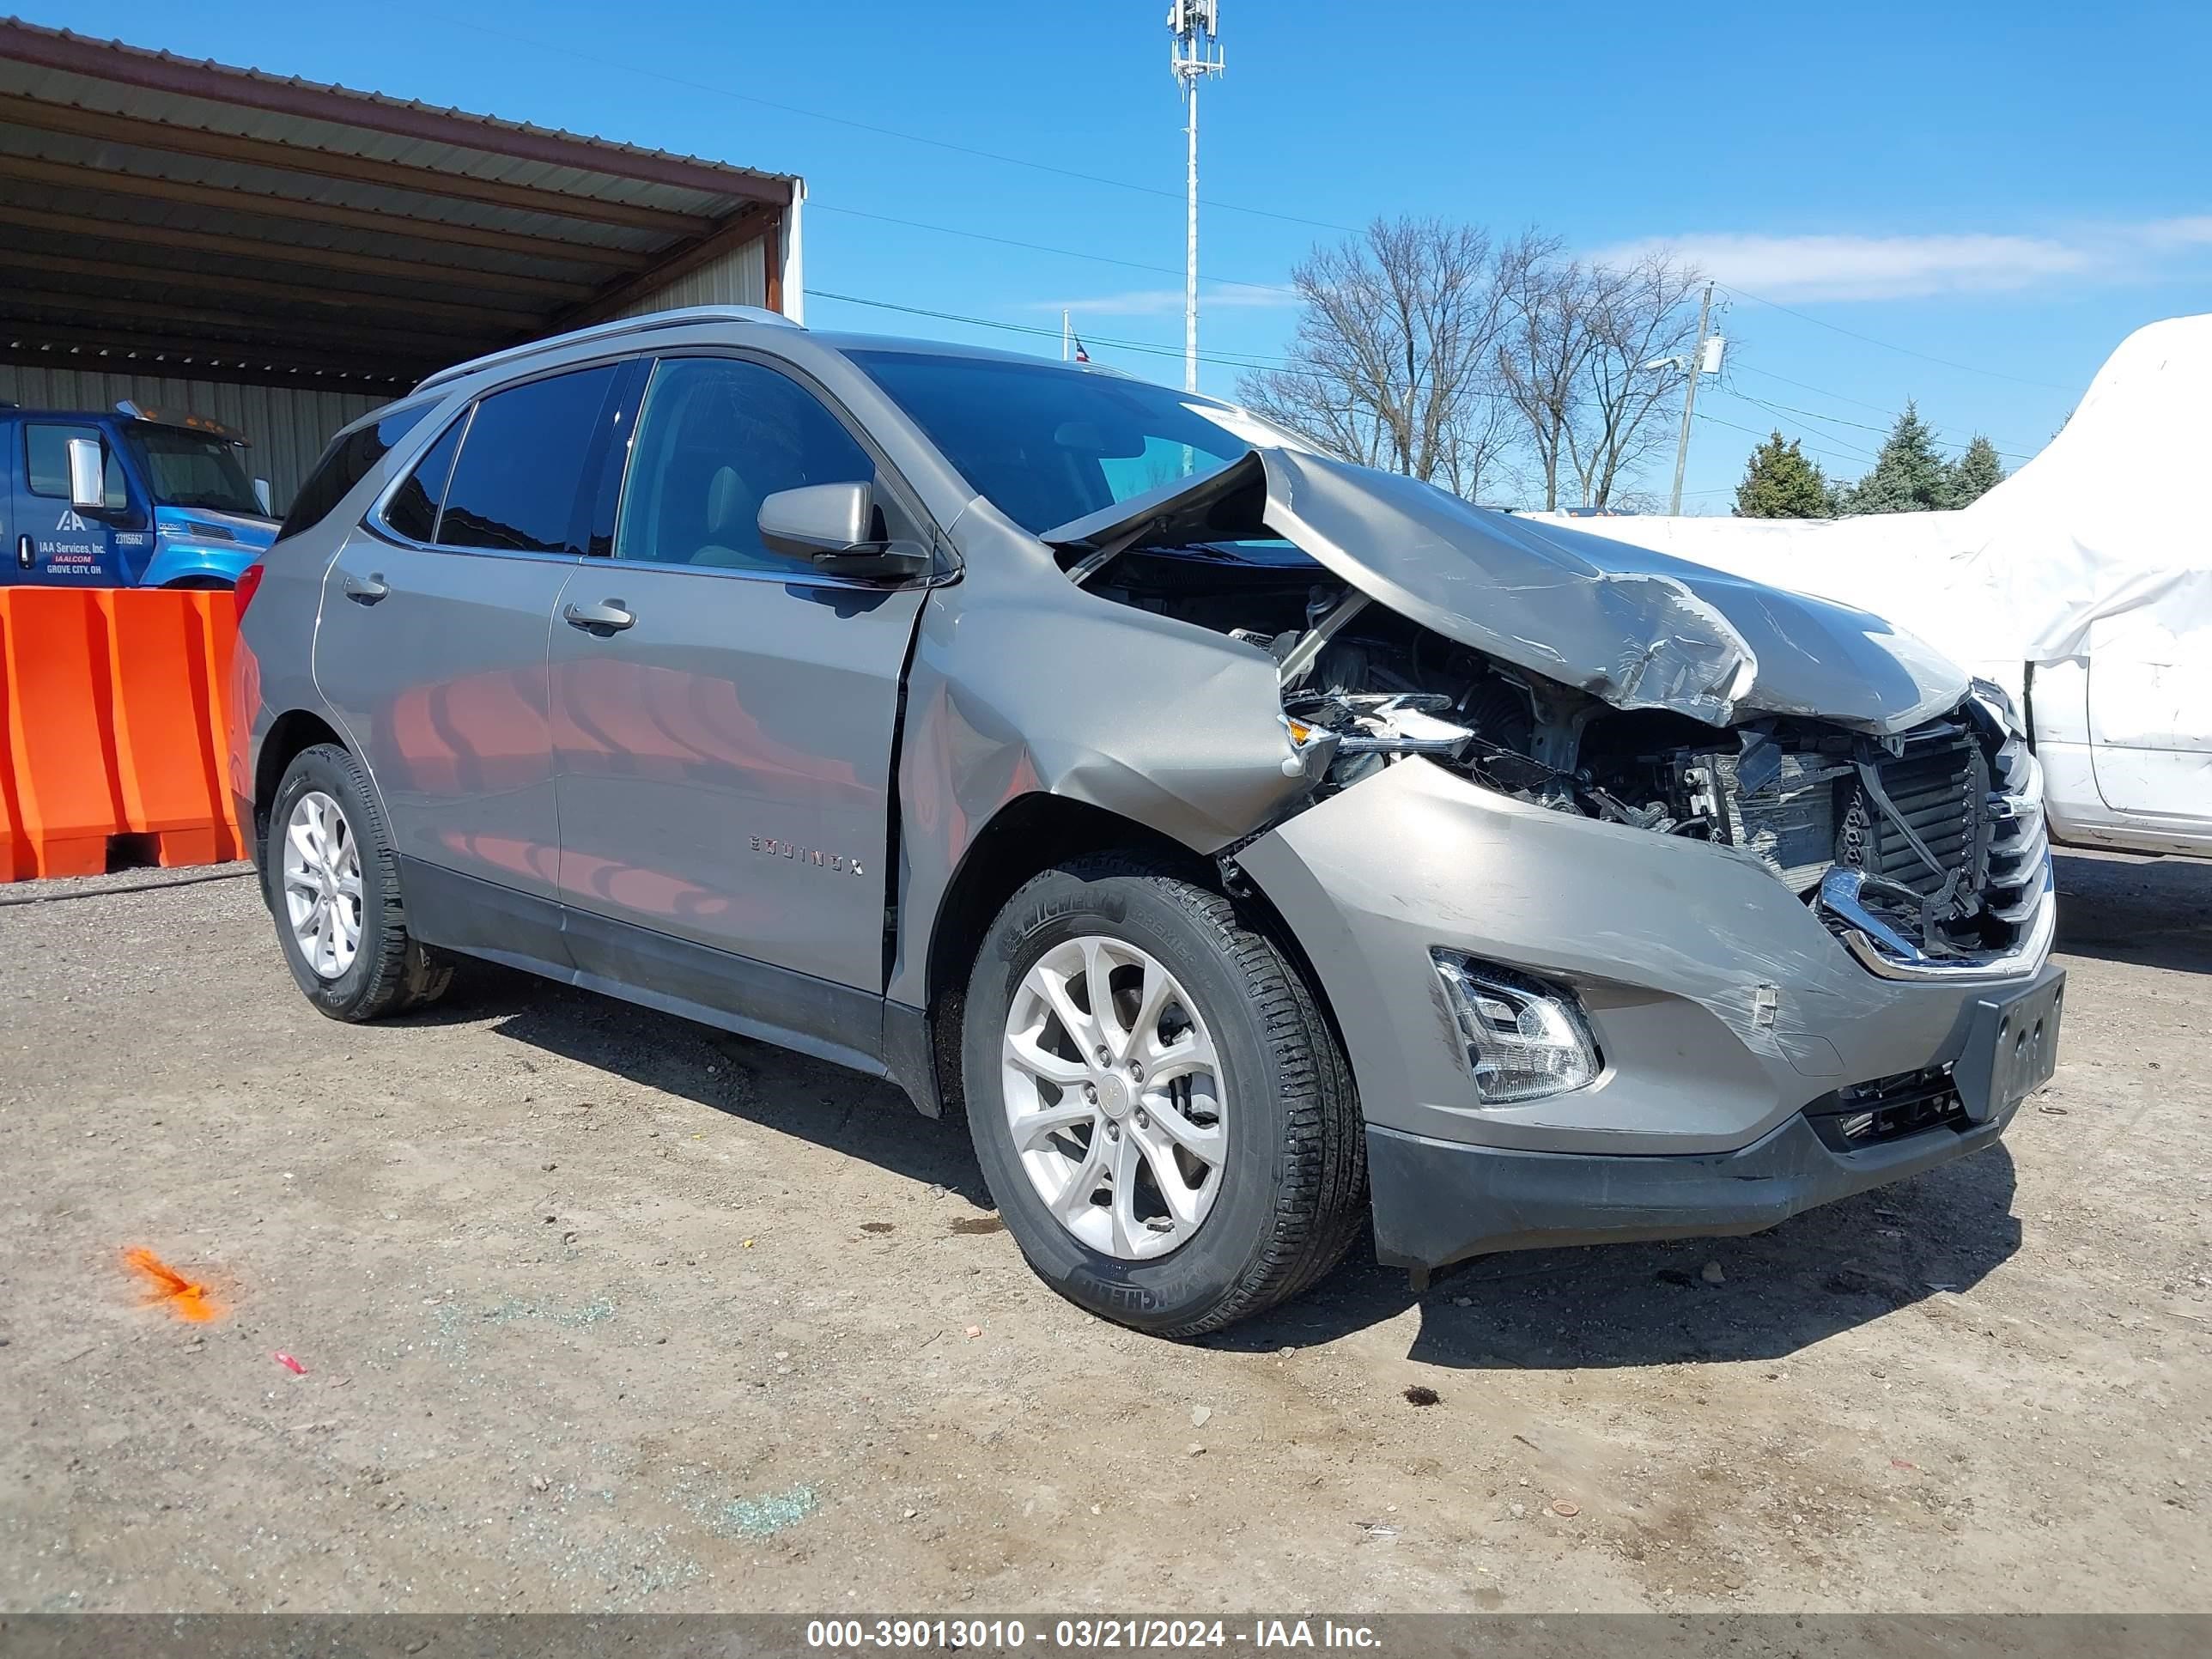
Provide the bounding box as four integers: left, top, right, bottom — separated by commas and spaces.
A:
1073, 336, 1091, 364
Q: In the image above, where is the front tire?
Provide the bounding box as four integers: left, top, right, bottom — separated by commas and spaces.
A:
266, 744, 452, 1021
962, 855, 1365, 1337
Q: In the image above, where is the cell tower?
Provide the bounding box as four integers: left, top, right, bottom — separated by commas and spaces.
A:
1169, 1, 1223, 393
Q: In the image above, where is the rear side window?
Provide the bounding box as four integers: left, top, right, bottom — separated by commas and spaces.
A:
279, 402, 433, 542
434, 366, 618, 556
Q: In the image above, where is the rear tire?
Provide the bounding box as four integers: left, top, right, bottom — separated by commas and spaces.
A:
265, 744, 452, 1021
962, 854, 1365, 1337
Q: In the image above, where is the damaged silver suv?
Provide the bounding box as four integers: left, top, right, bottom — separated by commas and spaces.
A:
231, 306, 2063, 1335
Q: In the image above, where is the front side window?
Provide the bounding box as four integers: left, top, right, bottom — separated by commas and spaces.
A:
847, 350, 1253, 535
125, 426, 260, 514
24, 423, 128, 508
614, 357, 875, 574
433, 365, 618, 555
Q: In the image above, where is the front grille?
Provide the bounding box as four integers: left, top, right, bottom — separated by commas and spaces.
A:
1806, 1065, 1968, 1152
1842, 723, 1989, 900
1717, 710, 2049, 972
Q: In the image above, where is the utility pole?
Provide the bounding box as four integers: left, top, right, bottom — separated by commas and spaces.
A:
1668, 281, 1716, 515
1169, 2, 1223, 395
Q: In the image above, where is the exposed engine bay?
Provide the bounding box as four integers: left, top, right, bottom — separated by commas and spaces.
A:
1086, 546, 2035, 960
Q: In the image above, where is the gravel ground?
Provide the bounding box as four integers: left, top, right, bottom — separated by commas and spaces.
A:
1, 849, 2206, 1613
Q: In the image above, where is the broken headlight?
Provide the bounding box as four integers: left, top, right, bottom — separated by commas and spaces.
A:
1430, 952, 1601, 1103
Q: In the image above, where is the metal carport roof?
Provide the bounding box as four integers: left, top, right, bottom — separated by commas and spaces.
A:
0, 16, 798, 392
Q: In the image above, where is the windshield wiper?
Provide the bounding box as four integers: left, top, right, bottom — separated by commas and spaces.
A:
1066, 515, 1170, 587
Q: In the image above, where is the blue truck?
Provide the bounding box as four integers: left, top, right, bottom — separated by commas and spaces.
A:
1, 400, 277, 587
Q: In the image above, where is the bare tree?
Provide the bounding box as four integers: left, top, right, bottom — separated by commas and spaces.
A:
1565, 251, 1704, 508
1235, 222, 1704, 510
1494, 245, 1593, 512
1235, 217, 1527, 495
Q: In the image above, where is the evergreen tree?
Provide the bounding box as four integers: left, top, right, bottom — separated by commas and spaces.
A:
1948, 434, 2006, 506
1733, 430, 1833, 518
1837, 400, 1953, 514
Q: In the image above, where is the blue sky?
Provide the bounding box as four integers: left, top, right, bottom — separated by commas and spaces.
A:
35, 0, 2212, 507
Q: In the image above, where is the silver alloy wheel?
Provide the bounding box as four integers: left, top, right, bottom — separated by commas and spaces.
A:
1000, 934, 1227, 1260
282, 789, 364, 981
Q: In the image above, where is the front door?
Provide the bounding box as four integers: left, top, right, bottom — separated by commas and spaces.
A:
315, 363, 621, 904
9, 419, 128, 585
549, 353, 930, 994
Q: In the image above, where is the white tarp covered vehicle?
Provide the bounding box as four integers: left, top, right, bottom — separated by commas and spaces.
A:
1531, 313, 2212, 857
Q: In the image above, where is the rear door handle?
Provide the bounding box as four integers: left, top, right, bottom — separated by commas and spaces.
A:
343, 571, 389, 605
563, 599, 635, 634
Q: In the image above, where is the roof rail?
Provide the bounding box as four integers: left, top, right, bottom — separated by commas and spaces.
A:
412, 305, 800, 394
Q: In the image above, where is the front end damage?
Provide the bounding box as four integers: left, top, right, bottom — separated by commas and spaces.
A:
1043, 448, 2061, 1273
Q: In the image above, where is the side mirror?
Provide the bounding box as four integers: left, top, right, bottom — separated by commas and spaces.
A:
758, 481, 928, 580
253, 477, 273, 516
67, 438, 108, 514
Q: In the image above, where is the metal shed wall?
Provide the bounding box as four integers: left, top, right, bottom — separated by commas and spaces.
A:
606, 235, 769, 321
0, 365, 381, 511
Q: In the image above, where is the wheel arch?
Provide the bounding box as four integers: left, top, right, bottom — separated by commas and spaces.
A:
253, 708, 349, 866
915, 791, 1346, 1123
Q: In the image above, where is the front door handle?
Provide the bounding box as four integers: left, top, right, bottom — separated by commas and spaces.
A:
343, 571, 389, 605
563, 599, 635, 634
15, 533, 31, 570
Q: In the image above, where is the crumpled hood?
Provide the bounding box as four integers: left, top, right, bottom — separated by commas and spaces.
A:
1042, 449, 1967, 732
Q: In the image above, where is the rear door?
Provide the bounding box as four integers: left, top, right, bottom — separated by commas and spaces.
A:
314, 362, 622, 911
548, 351, 933, 995
11, 419, 127, 584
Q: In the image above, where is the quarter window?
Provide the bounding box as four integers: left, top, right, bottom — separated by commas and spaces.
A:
614, 357, 875, 574
435, 366, 617, 556
382, 417, 465, 544
281, 402, 433, 542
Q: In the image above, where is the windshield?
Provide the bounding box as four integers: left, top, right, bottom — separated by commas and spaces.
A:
849, 349, 1296, 541
125, 425, 262, 514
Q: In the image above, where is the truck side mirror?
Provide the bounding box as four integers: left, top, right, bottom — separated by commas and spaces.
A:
253, 477, 273, 515
67, 437, 108, 514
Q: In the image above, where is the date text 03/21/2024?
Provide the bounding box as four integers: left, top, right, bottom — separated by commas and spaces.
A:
803, 1620, 1382, 1650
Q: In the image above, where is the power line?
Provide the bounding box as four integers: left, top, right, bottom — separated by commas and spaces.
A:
443, 16, 1357, 234
1714, 384, 2033, 465
798, 213, 2049, 468
1723, 366, 2039, 459
810, 289, 2025, 494
1730, 363, 1912, 418
1713, 282, 2074, 391
1692, 408, 1874, 470
815, 288, 1336, 383
811, 288, 1522, 402
809, 203, 1297, 298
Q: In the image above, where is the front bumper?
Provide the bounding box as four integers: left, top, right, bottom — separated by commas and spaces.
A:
1364, 1094, 2021, 1269
1232, 757, 2057, 1269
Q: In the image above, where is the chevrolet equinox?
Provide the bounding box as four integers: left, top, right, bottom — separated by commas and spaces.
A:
230, 306, 2063, 1335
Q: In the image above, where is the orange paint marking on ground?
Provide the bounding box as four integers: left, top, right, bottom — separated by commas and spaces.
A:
123, 1247, 224, 1322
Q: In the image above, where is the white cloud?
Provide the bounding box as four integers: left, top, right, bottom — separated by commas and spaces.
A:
1594, 218, 2212, 302
2136, 216, 2212, 250
1033, 283, 1297, 317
